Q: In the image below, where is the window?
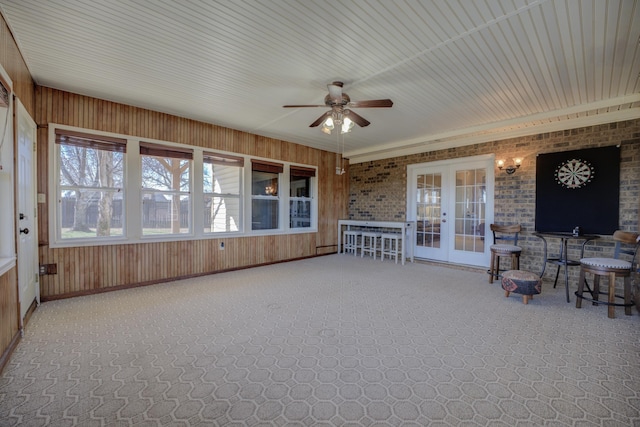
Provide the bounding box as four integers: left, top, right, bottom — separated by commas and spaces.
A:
55, 129, 126, 240
50, 125, 318, 247
251, 160, 282, 230
289, 166, 315, 228
203, 152, 243, 233
140, 142, 192, 236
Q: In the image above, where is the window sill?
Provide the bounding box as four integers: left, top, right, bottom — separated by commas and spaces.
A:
0, 256, 16, 277
48, 228, 319, 248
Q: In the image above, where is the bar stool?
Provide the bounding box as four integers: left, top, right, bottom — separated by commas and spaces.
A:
380, 233, 401, 263
576, 230, 639, 318
488, 224, 522, 283
361, 231, 381, 260
343, 230, 362, 256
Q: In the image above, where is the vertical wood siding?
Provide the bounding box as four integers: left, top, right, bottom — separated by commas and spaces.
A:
0, 267, 18, 369
0, 13, 36, 371
35, 87, 348, 300
0, 17, 34, 113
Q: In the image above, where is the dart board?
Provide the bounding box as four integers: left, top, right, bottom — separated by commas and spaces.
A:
554, 158, 594, 189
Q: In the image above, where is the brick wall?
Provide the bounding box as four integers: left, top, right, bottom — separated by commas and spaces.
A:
349, 119, 640, 277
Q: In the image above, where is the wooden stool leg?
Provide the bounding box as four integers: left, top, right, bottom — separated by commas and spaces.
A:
512, 253, 520, 270
522, 295, 529, 304
504, 290, 510, 297
624, 276, 632, 316
576, 267, 586, 309
608, 272, 616, 319
489, 252, 496, 283
593, 275, 600, 305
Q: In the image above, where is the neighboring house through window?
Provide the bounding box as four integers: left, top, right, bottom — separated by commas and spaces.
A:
204, 152, 243, 233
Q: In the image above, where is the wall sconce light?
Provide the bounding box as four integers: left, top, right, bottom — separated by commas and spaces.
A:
497, 157, 522, 174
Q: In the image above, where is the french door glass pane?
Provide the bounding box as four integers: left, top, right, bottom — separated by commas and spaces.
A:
416, 173, 441, 248
454, 169, 486, 252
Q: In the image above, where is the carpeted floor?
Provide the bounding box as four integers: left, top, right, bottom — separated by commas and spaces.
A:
0, 254, 639, 426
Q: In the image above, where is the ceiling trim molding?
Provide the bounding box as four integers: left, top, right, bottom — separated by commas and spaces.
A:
346, 96, 640, 164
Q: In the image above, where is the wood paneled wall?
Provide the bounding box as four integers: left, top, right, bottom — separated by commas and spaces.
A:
35, 87, 348, 300
0, 15, 34, 113
0, 11, 35, 373
0, 266, 18, 371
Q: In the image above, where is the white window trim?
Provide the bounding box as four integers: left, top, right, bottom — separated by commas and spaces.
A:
140, 147, 193, 239
287, 165, 317, 231
48, 124, 318, 248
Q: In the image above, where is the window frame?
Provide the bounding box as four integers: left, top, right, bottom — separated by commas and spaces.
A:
49, 125, 318, 248
203, 152, 244, 234
288, 166, 316, 230
52, 128, 128, 244
139, 141, 194, 238
250, 160, 283, 231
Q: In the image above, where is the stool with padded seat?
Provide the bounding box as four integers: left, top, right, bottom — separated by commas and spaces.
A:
501, 270, 542, 304
575, 230, 639, 318
488, 224, 522, 283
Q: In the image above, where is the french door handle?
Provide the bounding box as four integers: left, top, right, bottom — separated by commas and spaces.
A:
20, 228, 29, 235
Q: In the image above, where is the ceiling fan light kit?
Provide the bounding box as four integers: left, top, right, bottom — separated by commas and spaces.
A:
283, 81, 392, 135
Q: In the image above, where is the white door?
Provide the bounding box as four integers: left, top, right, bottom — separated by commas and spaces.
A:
16, 98, 38, 328
408, 155, 494, 267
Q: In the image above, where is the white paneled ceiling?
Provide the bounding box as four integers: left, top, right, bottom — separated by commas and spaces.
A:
1, 0, 638, 163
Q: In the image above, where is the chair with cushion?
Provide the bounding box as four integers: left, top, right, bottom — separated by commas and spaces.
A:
576, 230, 639, 318
488, 224, 522, 283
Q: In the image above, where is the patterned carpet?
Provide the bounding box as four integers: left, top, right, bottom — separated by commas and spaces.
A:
0, 254, 639, 426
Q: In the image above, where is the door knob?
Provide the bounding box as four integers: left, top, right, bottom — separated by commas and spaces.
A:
20, 228, 29, 234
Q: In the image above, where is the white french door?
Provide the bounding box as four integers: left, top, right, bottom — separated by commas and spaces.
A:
16, 98, 38, 328
407, 155, 494, 267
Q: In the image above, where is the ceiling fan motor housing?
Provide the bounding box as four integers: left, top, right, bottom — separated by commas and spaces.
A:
324, 93, 350, 107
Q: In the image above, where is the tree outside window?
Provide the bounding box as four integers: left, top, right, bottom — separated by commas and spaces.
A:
140, 142, 192, 235
56, 130, 125, 239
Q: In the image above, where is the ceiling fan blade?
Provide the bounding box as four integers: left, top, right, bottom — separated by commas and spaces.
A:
327, 81, 343, 102
309, 111, 331, 127
348, 99, 393, 108
283, 104, 327, 108
344, 110, 370, 127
